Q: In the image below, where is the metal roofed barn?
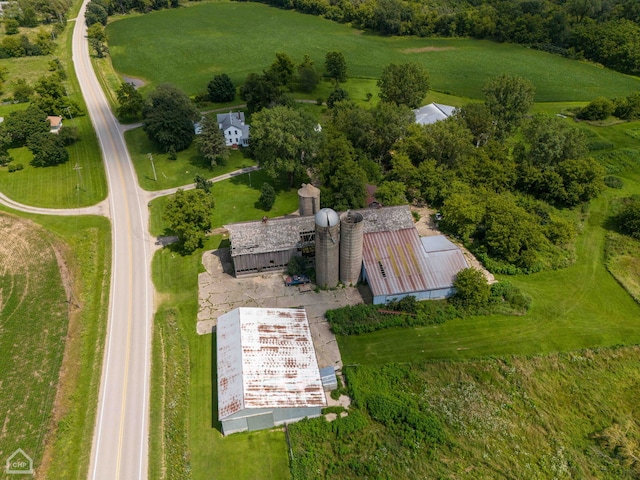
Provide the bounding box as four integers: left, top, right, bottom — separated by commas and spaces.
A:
362, 230, 468, 304
217, 307, 326, 435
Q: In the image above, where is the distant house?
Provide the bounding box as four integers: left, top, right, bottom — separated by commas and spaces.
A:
413, 103, 456, 125
217, 111, 250, 147
47, 115, 63, 134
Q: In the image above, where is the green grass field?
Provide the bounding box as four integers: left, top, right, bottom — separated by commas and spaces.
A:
125, 127, 255, 191
106, 2, 640, 102
0, 207, 111, 479
148, 168, 300, 236
0, 19, 107, 208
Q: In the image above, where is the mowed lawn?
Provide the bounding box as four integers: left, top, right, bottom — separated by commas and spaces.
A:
125, 127, 255, 191
339, 192, 640, 365
106, 2, 640, 102
148, 169, 299, 236
0, 21, 107, 208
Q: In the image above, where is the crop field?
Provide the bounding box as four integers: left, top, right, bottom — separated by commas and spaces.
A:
0, 207, 112, 479
0, 213, 69, 474
290, 346, 640, 479
105, 2, 640, 102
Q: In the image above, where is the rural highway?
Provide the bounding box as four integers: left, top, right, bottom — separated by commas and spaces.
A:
72, 1, 153, 479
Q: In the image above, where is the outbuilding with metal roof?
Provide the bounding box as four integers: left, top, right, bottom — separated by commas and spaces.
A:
217, 307, 326, 435
362, 231, 468, 304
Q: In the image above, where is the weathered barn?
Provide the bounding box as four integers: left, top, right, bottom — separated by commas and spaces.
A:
217, 307, 326, 435
225, 206, 414, 277
362, 231, 468, 304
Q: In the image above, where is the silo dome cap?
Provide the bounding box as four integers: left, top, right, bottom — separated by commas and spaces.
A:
315, 208, 339, 227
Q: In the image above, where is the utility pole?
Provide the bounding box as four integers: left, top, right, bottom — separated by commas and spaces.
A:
74, 162, 83, 191
148, 153, 157, 181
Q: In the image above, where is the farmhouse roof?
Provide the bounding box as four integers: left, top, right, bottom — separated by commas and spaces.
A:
217, 307, 326, 420
413, 103, 456, 125
217, 111, 246, 131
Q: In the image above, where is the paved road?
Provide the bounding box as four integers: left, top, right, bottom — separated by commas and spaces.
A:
72, 3, 153, 479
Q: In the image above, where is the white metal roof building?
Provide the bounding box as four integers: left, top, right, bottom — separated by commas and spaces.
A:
362, 231, 468, 304
217, 307, 326, 435
413, 103, 456, 125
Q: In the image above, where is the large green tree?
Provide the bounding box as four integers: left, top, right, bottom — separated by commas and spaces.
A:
296, 54, 320, 93
207, 73, 235, 103
239, 73, 282, 113
142, 83, 198, 152
315, 128, 367, 210
250, 105, 321, 187
324, 51, 347, 83
483, 74, 535, 138
3, 104, 49, 146
163, 188, 214, 253
27, 132, 69, 166
616, 196, 640, 240
196, 115, 228, 167
116, 82, 144, 120
377, 62, 429, 108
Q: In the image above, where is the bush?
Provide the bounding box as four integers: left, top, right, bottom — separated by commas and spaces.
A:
452, 267, 491, 308
8, 163, 24, 172
259, 182, 276, 210
577, 97, 614, 121
605, 176, 624, 189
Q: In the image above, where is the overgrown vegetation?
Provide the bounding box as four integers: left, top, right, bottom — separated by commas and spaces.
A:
327, 281, 530, 335
290, 346, 640, 479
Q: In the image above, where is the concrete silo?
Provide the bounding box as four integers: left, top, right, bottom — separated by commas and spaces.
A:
315, 208, 340, 289
339, 211, 364, 285
298, 183, 321, 216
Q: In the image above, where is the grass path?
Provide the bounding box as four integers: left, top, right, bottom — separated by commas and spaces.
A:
338, 192, 640, 364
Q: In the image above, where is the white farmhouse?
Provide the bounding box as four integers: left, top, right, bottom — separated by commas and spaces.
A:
217, 111, 250, 147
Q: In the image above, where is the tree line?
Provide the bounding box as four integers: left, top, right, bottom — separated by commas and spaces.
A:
236, 0, 640, 75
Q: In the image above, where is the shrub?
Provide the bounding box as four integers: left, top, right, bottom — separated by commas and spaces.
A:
604, 176, 624, 189
577, 97, 614, 121
7, 163, 23, 172
259, 182, 276, 210
452, 267, 491, 308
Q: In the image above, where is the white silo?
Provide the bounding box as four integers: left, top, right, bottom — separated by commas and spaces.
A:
298, 183, 321, 216
339, 211, 364, 285
315, 208, 340, 289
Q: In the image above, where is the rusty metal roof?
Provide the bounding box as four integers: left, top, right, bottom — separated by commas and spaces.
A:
217, 307, 326, 420
363, 230, 468, 298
